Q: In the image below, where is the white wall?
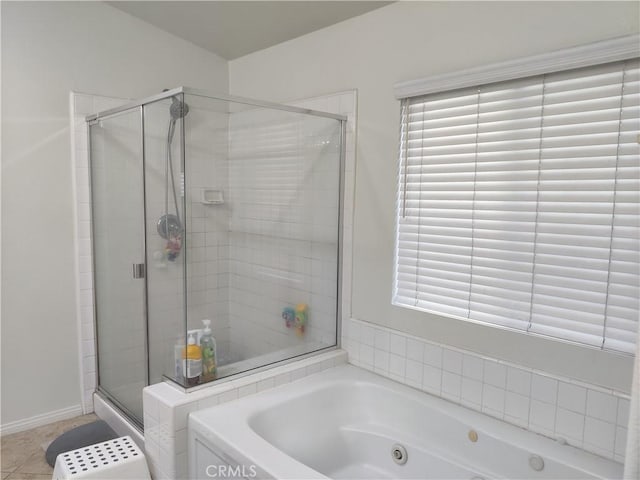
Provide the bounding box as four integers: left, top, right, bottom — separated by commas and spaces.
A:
1, 1, 228, 427
229, 1, 640, 393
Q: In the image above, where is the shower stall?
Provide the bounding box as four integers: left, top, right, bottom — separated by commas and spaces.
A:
87, 87, 345, 427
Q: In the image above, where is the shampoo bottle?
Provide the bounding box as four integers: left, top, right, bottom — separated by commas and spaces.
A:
182, 333, 202, 387
200, 319, 217, 383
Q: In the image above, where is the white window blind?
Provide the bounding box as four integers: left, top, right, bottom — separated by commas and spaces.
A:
394, 58, 640, 354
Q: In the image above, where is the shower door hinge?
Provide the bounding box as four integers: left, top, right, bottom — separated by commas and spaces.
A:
132, 263, 145, 279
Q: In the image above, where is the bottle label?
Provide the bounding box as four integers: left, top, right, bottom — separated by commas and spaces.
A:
183, 359, 202, 378
202, 346, 216, 377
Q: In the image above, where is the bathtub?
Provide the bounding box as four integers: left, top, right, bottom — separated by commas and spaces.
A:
188, 365, 622, 479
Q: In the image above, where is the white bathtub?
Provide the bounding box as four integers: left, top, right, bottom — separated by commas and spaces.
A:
188, 365, 622, 479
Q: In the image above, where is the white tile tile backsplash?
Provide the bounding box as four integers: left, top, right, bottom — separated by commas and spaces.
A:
273, 372, 291, 387
389, 353, 406, 378
462, 354, 484, 381
615, 426, 627, 461
586, 389, 618, 424
238, 383, 257, 398
423, 343, 443, 368
405, 359, 423, 387
461, 377, 483, 408
558, 382, 587, 414
197, 394, 220, 410
482, 384, 505, 417
360, 324, 375, 346
531, 374, 558, 405
583, 416, 616, 454
374, 329, 390, 351
555, 407, 585, 445
344, 317, 629, 463
617, 397, 630, 426
406, 338, 424, 362
504, 391, 530, 426
389, 333, 407, 357
422, 364, 442, 394
529, 399, 556, 433
257, 377, 275, 392
374, 349, 390, 372
357, 341, 372, 364
441, 371, 462, 401
483, 361, 507, 389
506, 366, 531, 396
442, 349, 463, 374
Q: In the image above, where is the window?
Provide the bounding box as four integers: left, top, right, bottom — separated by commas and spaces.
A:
394, 38, 639, 354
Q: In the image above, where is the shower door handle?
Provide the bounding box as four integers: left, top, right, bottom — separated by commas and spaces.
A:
132, 263, 145, 279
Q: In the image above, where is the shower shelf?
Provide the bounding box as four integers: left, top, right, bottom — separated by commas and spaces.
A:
201, 189, 224, 205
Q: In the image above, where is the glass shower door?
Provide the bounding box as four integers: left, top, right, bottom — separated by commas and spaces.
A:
90, 107, 147, 424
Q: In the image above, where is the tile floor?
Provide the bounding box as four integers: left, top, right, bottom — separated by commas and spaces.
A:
1, 414, 97, 479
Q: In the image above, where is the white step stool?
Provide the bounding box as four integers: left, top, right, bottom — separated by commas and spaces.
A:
52, 435, 151, 479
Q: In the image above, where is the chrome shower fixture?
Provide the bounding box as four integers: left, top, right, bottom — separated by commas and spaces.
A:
170, 96, 190, 120
158, 90, 190, 257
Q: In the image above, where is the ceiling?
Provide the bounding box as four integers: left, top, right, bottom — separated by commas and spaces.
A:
108, 1, 392, 60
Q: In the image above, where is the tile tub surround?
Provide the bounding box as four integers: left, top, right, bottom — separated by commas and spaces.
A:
343, 317, 630, 463
143, 349, 347, 479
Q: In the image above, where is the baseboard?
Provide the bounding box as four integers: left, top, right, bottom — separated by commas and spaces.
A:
0, 404, 83, 436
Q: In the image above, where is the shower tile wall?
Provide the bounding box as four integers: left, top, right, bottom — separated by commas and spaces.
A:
226, 92, 355, 360
144, 97, 230, 384
142, 103, 187, 386
183, 98, 230, 360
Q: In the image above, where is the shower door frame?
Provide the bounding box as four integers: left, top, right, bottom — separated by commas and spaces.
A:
86, 87, 348, 427
87, 104, 150, 430
85, 87, 348, 124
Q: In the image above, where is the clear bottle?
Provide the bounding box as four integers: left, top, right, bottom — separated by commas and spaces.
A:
200, 319, 217, 383
182, 333, 202, 387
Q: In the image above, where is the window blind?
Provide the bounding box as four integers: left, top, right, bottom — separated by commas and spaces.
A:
394, 58, 640, 354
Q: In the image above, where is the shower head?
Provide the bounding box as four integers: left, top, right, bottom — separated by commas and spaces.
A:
170, 96, 190, 120
161, 89, 190, 120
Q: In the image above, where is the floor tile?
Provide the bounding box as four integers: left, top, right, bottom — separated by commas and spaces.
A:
5, 473, 51, 480
36, 414, 98, 444
1, 414, 97, 474
14, 452, 52, 476
0, 434, 41, 472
